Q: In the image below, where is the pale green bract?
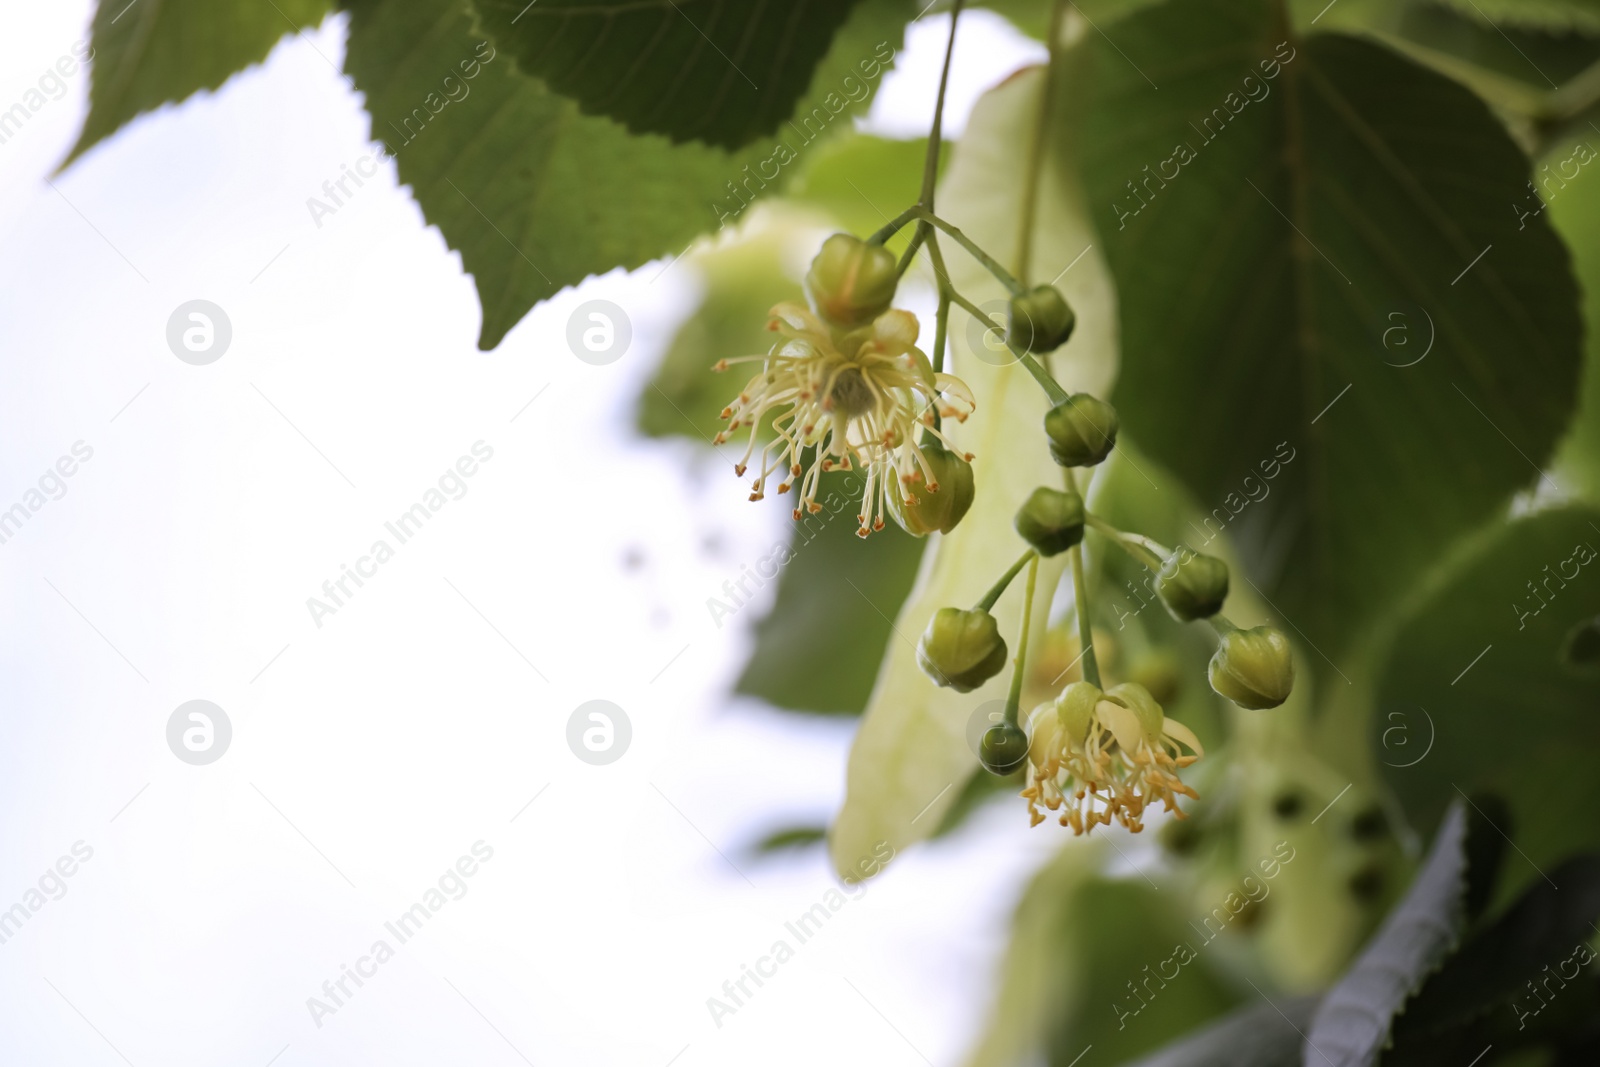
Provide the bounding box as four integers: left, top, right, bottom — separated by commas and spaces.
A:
829, 60, 1120, 879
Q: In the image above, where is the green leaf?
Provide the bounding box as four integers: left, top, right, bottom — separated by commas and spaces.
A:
1063, 0, 1584, 662
1428, 0, 1600, 36
789, 133, 940, 242
636, 227, 802, 442
1546, 132, 1600, 500
1392, 852, 1600, 1051
733, 471, 926, 714
1305, 802, 1471, 1067
828, 64, 1120, 876
470, 0, 870, 149
343, 0, 909, 349
964, 849, 1246, 1067
745, 824, 828, 853
1374, 504, 1600, 895
65, 0, 330, 166
1116, 997, 1317, 1067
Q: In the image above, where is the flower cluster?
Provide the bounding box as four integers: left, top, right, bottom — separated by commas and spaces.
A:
713, 237, 976, 538
1021, 682, 1203, 834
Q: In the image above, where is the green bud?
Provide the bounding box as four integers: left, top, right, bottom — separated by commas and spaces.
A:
917, 607, 1008, 692
1209, 626, 1294, 710
804, 234, 899, 330
1013, 486, 1085, 556
1156, 550, 1230, 621
1043, 393, 1119, 468
889, 442, 975, 537
1007, 285, 1076, 353
979, 722, 1030, 774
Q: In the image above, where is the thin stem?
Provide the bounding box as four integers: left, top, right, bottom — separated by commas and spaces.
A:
1085, 514, 1171, 571
867, 205, 921, 246
976, 549, 1036, 613
922, 0, 966, 211
1004, 554, 1041, 728
1069, 545, 1102, 688
1015, 0, 1069, 285
896, 222, 929, 277
919, 210, 1025, 295
932, 289, 951, 375
1208, 615, 1241, 637
947, 289, 1070, 404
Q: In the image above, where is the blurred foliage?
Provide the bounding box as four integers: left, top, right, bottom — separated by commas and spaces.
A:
733, 468, 926, 714
636, 228, 802, 443
1374, 505, 1600, 901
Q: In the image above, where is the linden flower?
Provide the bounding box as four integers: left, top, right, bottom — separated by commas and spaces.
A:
1021, 681, 1203, 834
713, 302, 976, 537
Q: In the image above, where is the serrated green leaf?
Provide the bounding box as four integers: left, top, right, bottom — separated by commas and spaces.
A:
1064, 0, 1583, 663
343, 0, 910, 349
65, 0, 330, 166
470, 0, 869, 149
1374, 505, 1600, 896
1392, 852, 1600, 1053
1305, 802, 1471, 1067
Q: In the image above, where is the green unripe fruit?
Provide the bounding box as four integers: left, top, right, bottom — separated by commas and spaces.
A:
917, 607, 1008, 692
1007, 285, 1076, 353
1156, 550, 1230, 621
1209, 626, 1294, 710
889, 443, 975, 537
1043, 393, 1119, 467
804, 234, 899, 330
979, 722, 1030, 774
1013, 486, 1085, 556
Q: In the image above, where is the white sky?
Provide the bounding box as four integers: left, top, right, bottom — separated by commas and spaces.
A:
0, 8, 1068, 1066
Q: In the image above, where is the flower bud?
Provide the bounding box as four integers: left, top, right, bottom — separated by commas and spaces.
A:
1007, 285, 1076, 353
917, 607, 1008, 692
979, 722, 1029, 774
804, 234, 899, 330
1209, 626, 1294, 709
1156, 550, 1230, 621
1013, 486, 1085, 556
1043, 394, 1119, 467
889, 443, 975, 537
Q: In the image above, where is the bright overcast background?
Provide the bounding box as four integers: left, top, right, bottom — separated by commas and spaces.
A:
0, 7, 1057, 1066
